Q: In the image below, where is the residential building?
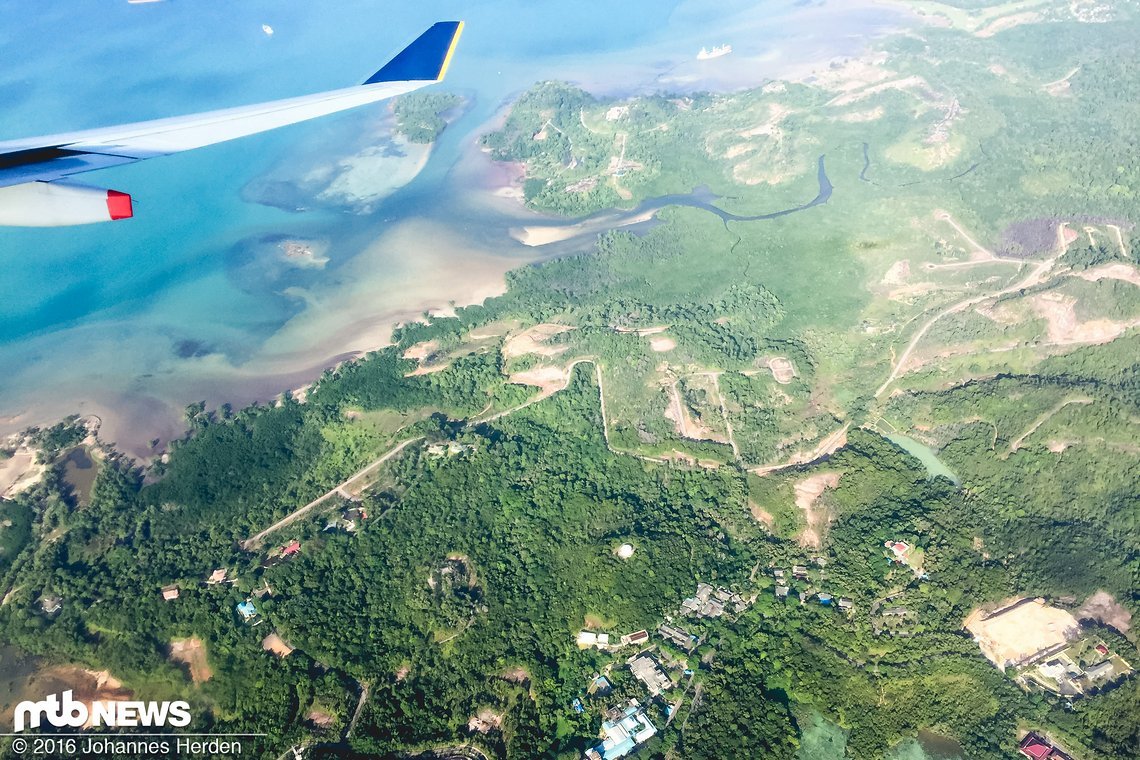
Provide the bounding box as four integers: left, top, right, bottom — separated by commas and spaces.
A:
589, 675, 613, 697
658, 624, 695, 651
818, 593, 833, 606
577, 631, 599, 649
585, 703, 657, 760
629, 653, 671, 696
621, 630, 649, 646
206, 568, 228, 585
236, 600, 258, 622
700, 598, 725, 618
775, 585, 790, 598
1084, 660, 1114, 682
161, 584, 180, 601
838, 598, 853, 610
1018, 732, 1073, 760
792, 565, 808, 579
37, 595, 62, 616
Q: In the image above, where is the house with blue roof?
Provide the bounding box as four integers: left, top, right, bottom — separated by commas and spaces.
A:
236, 600, 258, 622
584, 703, 657, 760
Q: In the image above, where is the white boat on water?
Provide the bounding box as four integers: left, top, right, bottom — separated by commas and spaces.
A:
697, 44, 732, 60
262, 24, 275, 36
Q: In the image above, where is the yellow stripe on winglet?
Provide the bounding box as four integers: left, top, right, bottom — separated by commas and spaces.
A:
436, 20, 465, 82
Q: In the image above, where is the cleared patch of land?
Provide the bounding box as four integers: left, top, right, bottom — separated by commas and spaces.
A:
1076, 590, 1132, 634
169, 637, 213, 683
261, 632, 295, 658
767, 357, 796, 384
502, 323, 574, 359
0, 444, 44, 499
964, 597, 1080, 668
792, 472, 842, 549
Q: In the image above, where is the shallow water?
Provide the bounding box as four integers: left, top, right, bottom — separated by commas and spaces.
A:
886, 433, 960, 484
0, 0, 912, 455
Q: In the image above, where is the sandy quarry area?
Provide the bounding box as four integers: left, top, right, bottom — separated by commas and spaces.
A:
169, 637, 213, 683
964, 598, 1081, 668
793, 472, 841, 549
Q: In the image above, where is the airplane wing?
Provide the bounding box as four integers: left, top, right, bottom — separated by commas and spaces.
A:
0, 21, 463, 226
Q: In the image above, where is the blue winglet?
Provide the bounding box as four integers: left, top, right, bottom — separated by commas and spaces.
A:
365, 21, 464, 84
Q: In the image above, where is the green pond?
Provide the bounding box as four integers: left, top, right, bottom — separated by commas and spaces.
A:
886, 434, 959, 484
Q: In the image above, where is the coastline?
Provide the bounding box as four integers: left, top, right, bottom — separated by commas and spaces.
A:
0, 0, 918, 461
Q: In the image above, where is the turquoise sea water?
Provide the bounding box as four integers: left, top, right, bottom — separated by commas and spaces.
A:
0, 0, 909, 454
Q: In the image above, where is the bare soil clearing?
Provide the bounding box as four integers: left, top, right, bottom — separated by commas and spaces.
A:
976, 11, 1041, 37
793, 472, 842, 549
1030, 293, 1136, 345
169, 637, 213, 683
964, 598, 1080, 668
748, 500, 775, 529
1076, 590, 1132, 635
500, 666, 530, 683
402, 340, 439, 362
1078, 262, 1140, 287
261, 633, 295, 658
881, 259, 911, 285
767, 357, 797, 384
502, 323, 574, 358
650, 336, 677, 352
509, 365, 571, 397
0, 444, 44, 499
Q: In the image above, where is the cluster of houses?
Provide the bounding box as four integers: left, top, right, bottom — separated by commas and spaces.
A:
577, 629, 651, 651
1025, 641, 1130, 697
155, 566, 237, 605
772, 566, 853, 611
678, 582, 749, 619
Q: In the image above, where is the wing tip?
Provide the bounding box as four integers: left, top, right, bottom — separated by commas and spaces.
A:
364, 21, 464, 85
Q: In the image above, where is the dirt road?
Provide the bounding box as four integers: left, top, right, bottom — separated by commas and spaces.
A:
241, 437, 422, 550
875, 251, 1059, 397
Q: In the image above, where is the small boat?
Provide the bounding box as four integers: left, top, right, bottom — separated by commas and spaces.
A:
262, 24, 275, 36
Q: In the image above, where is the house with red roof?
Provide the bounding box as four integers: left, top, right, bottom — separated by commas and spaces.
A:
1018, 732, 1074, 759
281, 540, 301, 558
